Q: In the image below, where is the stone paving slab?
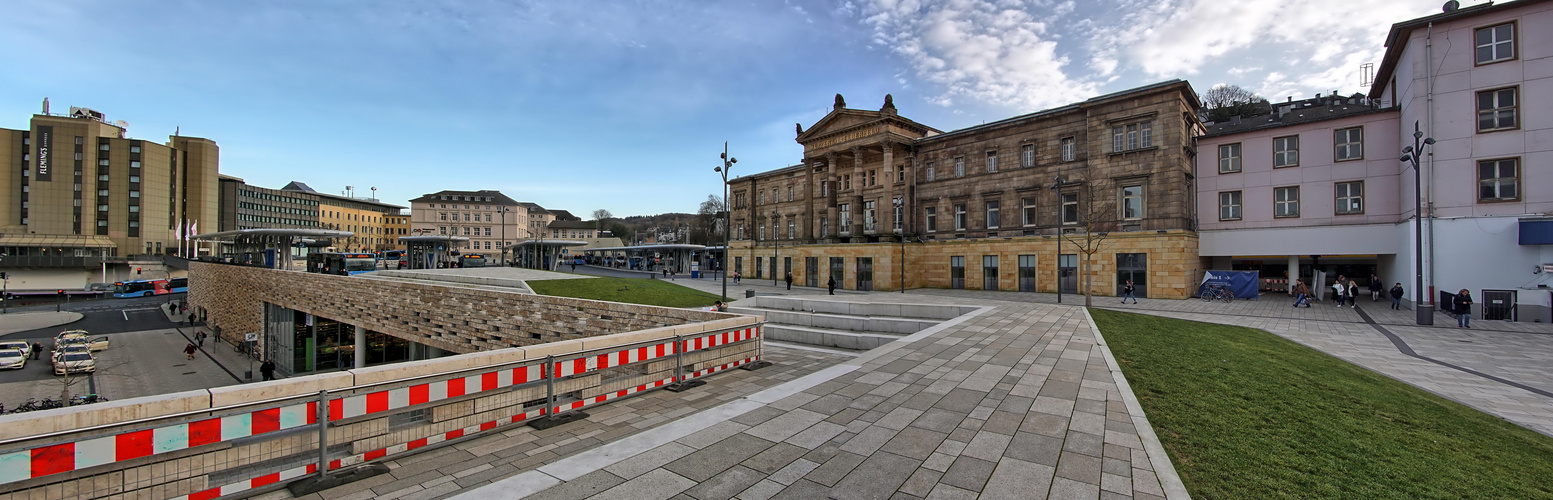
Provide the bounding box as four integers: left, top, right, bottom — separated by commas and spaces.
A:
449, 298, 1185, 499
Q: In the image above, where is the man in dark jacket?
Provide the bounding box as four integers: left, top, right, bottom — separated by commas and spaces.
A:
785, 272, 793, 290
1454, 289, 1473, 328
259, 359, 277, 381
1369, 275, 1384, 301
827, 277, 836, 295
1389, 283, 1404, 310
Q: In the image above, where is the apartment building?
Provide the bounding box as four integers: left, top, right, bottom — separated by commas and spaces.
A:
408, 190, 529, 254
282, 182, 406, 253
0, 105, 220, 289
218, 175, 321, 232
729, 81, 1204, 297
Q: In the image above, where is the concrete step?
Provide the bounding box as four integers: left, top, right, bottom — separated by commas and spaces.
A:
727, 306, 938, 334
751, 296, 976, 320
762, 324, 902, 351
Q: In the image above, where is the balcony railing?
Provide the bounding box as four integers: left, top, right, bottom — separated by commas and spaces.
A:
0, 255, 106, 268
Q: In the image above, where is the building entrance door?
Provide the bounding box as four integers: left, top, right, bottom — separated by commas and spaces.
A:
806, 257, 819, 287
1116, 253, 1147, 298
1018, 255, 1037, 292
829, 257, 844, 289
1483, 290, 1517, 321
1059, 254, 1077, 294
857, 258, 874, 291
950, 256, 965, 289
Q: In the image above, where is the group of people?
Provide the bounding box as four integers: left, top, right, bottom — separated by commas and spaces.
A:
1291, 274, 1407, 310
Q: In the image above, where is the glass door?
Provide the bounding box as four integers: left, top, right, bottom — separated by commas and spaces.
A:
857, 258, 874, 291
1059, 254, 1077, 294
1115, 253, 1147, 298
1018, 255, 1036, 292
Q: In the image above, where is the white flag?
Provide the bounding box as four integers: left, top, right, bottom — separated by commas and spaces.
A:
176, 220, 185, 240
190, 220, 198, 237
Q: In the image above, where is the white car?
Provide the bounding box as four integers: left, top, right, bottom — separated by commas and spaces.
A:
0, 341, 31, 357
0, 349, 26, 370
54, 344, 91, 361
53, 352, 95, 375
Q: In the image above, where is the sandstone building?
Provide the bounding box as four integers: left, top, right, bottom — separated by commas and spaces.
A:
728, 81, 1205, 298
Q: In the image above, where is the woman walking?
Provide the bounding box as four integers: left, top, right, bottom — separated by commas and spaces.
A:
1454, 289, 1474, 328
1332, 281, 1347, 307
1346, 280, 1360, 309
1120, 280, 1137, 304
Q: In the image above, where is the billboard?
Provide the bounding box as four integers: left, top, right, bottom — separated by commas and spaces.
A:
34, 125, 52, 181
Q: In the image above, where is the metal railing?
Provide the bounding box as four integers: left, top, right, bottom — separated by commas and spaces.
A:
0, 323, 763, 499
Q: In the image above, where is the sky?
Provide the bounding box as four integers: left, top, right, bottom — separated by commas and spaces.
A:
1, 0, 1458, 217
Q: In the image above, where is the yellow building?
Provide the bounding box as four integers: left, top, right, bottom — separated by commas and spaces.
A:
281, 182, 405, 253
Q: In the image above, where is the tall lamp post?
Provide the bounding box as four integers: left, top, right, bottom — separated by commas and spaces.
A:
1050, 175, 1068, 304
1400, 121, 1435, 325
500, 207, 510, 267
715, 144, 736, 300
771, 210, 780, 287
894, 198, 906, 293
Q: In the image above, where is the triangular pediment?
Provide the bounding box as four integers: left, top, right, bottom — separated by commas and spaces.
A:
796, 109, 880, 143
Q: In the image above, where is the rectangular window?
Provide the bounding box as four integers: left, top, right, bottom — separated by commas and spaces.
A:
954, 204, 966, 230
839, 203, 851, 231
982, 255, 999, 291
864, 200, 877, 231
954, 157, 965, 177
1021, 144, 1034, 167
788, 219, 795, 239
986, 151, 998, 173
1334, 128, 1363, 161
1061, 137, 1075, 161
1477, 88, 1518, 131
129, 190, 139, 198
1273, 135, 1299, 167
1061, 193, 1078, 224
950, 256, 965, 289
1219, 143, 1242, 173
1478, 158, 1519, 201
1335, 181, 1364, 214
1274, 186, 1300, 218
1219, 191, 1242, 220
1475, 22, 1515, 64
1121, 185, 1144, 219
893, 197, 904, 232
1021, 197, 1035, 226
1112, 122, 1152, 152
926, 162, 935, 181
129, 161, 140, 169
986, 201, 1000, 229
925, 207, 937, 232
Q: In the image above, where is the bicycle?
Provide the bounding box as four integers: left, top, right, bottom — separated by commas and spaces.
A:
1200, 284, 1236, 303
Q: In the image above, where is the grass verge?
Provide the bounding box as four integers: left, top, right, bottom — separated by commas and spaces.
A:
1089, 308, 1553, 500
527, 277, 724, 308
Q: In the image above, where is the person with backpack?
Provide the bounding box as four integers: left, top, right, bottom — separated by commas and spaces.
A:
1120, 280, 1137, 304
1454, 289, 1474, 328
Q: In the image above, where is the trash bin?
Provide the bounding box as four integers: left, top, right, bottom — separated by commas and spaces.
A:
745, 289, 756, 298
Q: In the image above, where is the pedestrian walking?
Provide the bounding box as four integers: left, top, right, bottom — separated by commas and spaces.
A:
260, 359, 277, 381
1332, 281, 1347, 307
1389, 283, 1404, 310
183, 343, 197, 360
827, 277, 837, 295
1292, 280, 1311, 308
31, 341, 42, 360
167, 303, 177, 315
571, 262, 577, 272
1369, 274, 1383, 301
1346, 280, 1359, 309
1120, 280, 1137, 304
1454, 289, 1474, 328
196, 331, 206, 347
733, 271, 741, 284
785, 272, 793, 291
188, 313, 196, 325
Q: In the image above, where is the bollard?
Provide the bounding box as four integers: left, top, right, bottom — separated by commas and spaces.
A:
316, 390, 330, 478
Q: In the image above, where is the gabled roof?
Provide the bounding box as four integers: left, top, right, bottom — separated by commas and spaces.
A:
516, 202, 549, 215
282, 181, 316, 193
1369, 0, 1552, 98
548, 219, 598, 229
549, 209, 580, 221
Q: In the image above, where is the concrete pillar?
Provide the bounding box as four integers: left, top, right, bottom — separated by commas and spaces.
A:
1288, 255, 1299, 294
353, 324, 366, 370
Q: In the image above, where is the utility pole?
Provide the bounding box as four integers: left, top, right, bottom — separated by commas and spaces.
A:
715, 143, 736, 300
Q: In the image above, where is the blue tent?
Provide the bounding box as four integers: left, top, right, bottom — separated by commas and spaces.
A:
1199, 270, 1260, 299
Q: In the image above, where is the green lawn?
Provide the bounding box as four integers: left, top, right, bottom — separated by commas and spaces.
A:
527, 277, 725, 308
1089, 308, 1553, 500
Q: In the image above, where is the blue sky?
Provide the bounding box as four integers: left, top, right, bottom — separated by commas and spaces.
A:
2, 0, 1452, 217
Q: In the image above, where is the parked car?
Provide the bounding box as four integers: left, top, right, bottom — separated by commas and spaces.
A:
53, 352, 95, 375
0, 349, 26, 370
55, 336, 109, 352
0, 341, 31, 357
53, 344, 91, 360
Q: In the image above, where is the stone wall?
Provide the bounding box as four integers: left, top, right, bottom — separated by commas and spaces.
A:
729, 230, 1201, 298
188, 262, 728, 352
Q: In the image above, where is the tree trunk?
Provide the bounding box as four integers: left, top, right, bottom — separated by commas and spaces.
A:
1083, 252, 1093, 307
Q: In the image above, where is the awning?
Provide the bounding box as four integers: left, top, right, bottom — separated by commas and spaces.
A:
1519, 218, 1553, 245
0, 234, 118, 248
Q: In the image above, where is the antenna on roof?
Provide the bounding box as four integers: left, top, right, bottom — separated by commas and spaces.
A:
1443, 0, 1459, 12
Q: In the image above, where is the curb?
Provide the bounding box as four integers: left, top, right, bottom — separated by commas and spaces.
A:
1082, 307, 1192, 500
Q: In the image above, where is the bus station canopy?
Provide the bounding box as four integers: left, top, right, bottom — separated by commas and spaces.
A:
189, 229, 356, 271
193, 228, 354, 240
399, 235, 471, 243
512, 240, 589, 248
582, 244, 707, 252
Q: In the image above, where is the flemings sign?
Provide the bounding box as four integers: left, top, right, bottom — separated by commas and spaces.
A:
34, 125, 52, 181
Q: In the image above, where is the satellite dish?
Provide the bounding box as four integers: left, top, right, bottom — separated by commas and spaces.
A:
1443, 0, 1459, 12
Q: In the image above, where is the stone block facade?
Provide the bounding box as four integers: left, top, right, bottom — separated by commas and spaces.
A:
729, 229, 1201, 298
188, 261, 727, 353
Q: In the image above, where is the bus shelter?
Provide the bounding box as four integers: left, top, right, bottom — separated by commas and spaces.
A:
191, 229, 355, 271
399, 235, 471, 270
582, 244, 705, 275
512, 240, 587, 271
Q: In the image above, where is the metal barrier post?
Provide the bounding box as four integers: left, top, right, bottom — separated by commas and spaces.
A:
666, 334, 704, 391
544, 355, 555, 417
315, 390, 329, 478
529, 354, 586, 429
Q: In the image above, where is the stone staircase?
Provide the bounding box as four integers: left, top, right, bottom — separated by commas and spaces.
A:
729, 296, 977, 351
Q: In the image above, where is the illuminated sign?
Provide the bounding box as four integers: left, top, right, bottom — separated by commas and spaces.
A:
34, 126, 52, 181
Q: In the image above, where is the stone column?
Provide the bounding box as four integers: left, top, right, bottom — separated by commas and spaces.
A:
881, 141, 895, 240
1288, 254, 1299, 295
851, 146, 865, 240
825, 152, 839, 241
353, 324, 366, 370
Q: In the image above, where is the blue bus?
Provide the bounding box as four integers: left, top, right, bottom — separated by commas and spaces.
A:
113, 279, 170, 298
168, 277, 189, 294
306, 253, 378, 275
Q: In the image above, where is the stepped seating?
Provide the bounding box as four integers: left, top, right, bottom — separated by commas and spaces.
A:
731, 296, 975, 351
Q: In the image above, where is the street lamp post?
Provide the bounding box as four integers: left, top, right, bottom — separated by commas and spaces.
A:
1400, 120, 1436, 325
771, 210, 780, 287
715, 143, 736, 300
1050, 175, 1067, 304
894, 198, 905, 293
500, 207, 509, 267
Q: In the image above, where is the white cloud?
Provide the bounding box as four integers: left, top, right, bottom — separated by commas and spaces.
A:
854, 0, 1099, 110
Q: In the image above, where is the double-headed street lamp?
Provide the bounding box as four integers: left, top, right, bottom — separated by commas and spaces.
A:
1400, 120, 1435, 325
771, 209, 780, 287
715, 144, 736, 300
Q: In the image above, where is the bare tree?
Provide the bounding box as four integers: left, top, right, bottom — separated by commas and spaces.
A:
1199, 84, 1270, 122
695, 195, 726, 246
590, 209, 614, 231
1060, 182, 1118, 308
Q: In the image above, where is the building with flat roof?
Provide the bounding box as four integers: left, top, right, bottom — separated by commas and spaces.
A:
409, 190, 530, 258
283, 182, 406, 253
0, 103, 220, 289
728, 81, 1205, 297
